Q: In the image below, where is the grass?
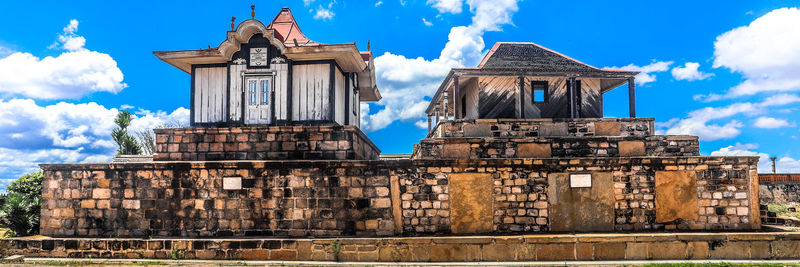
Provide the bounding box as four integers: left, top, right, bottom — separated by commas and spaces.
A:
0, 227, 14, 238
638, 263, 800, 267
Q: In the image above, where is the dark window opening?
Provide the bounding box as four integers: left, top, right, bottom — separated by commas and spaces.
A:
566, 79, 583, 117
461, 95, 467, 118
531, 81, 548, 103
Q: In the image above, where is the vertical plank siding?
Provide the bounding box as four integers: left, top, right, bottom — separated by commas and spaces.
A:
193, 66, 227, 124
273, 62, 289, 121
478, 76, 518, 118
292, 63, 331, 121
335, 68, 346, 125
228, 64, 247, 122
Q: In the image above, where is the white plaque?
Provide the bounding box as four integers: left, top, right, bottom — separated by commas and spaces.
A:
569, 174, 592, 188
249, 47, 268, 66
223, 177, 242, 190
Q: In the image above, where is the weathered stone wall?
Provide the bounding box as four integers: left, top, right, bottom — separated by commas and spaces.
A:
412, 135, 699, 159
430, 118, 655, 138
153, 126, 380, 161
759, 183, 800, 204
40, 157, 759, 238
5, 232, 800, 261
40, 162, 395, 237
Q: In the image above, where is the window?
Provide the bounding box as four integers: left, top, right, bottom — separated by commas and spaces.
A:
260, 80, 270, 105
461, 95, 467, 118
248, 80, 257, 105
532, 81, 548, 103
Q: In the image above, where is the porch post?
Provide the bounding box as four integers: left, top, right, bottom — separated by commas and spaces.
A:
568, 77, 576, 119
453, 76, 460, 119
443, 90, 449, 119
628, 77, 636, 118
518, 76, 525, 118
427, 114, 432, 133
435, 106, 440, 124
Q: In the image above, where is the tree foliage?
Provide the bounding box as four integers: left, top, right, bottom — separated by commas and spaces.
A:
112, 111, 142, 155
0, 171, 43, 236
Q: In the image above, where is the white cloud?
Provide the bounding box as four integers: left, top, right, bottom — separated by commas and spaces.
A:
312, 1, 336, 20
711, 143, 800, 173
422, 18, 434, 26
303, 0, 315, 6
605, 60, 672, 86
662, 94, 800, 141
375, 1, 383, 7
0, 20, 126, 99
363, 0, 520, 132
709, 7, 800, 99
0, 98, 187, 184
120, 104, 134, 110
671, 62, 713, 81
753, 116, 792, 129
428, 0, 463, 14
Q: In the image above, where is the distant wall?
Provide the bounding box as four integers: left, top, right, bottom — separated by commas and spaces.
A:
759, 174, 800, 204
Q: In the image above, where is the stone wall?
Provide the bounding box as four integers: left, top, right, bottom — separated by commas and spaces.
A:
5, 232, 800, 261
412, 135, 699, 159
40, 161, 395, 237
40, 157, 759, 238
430, 118, 655, 138
759, 183, 800, 204
153, 126, 380, 161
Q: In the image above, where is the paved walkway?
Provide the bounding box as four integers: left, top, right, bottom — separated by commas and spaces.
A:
10, 258, 800, 266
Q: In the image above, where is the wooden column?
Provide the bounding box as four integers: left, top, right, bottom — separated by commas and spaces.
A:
443, 92, 448, 119
568, 77, 576, 119
435, 107, 440, 124
518, 76, 525, 118
453, 76, 460, 119
628, 77, 636, 118
427, 114, 432, 133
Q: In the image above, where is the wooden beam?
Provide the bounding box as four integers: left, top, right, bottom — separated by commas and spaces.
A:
453, 75, 460, 119
628, 77, 636, 118
568, 77, 576, 119
518, 76, 524, 119
443, 91, 448, 119
435, 107, 440, 124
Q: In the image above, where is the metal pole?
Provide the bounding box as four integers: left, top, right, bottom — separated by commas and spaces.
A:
628, 77, 636, 118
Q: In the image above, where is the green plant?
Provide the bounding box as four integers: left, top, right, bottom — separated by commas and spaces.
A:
0, 171, 44, 237
329, 239, 342, 261
0, 192, 41, 236
112, 110, 142, 155
170, 248, 185, 260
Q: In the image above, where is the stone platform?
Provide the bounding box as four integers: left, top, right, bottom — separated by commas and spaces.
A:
3, 232, 800, 262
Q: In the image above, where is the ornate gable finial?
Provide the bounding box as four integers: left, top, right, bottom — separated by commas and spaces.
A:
231, 16, 236, 31
251, 5, 255, 19
367, 40, 371, 51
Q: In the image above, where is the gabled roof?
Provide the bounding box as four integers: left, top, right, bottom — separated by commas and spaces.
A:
477, 42, 637, 75
267, 7, 321, 47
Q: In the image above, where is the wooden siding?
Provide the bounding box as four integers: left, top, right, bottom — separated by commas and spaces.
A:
292, 63, 330, 121
193, 66, 227, 123
273, 62, 289, 120
335, 68, 346, 125
520, 77, 602, 119
462, 78, 480, 119
478, 76, 518, 118
228, 64, 246, 122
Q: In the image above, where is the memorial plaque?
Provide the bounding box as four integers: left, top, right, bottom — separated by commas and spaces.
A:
223, 177, 242, 190
249, 47, 268, 66
570, 174, 592, 188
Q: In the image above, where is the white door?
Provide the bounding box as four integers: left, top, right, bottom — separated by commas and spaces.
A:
245, 76, 272, 124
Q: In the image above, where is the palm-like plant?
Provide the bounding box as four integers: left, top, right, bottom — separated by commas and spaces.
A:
0, 193, 41, 236
112, 111, 142, 155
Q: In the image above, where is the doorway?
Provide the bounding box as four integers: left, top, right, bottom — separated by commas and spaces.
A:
244, 75, 273, 124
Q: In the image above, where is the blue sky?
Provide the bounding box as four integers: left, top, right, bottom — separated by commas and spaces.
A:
1, 0, 799, 189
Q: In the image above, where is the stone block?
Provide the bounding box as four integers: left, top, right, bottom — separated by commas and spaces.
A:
595, 121, 621, 136
481, 243, 516, 261
647, 241, 687, 259
92, 188, 110, 199
548, 172, 614, 232
618, 141, 646, 156
655, 171, 698, 223
449, 173, 493, 234
462, 124, 492, 137
536, 243, 575, 261
539, 122, 567, 137
709, 241, 750, 259
442, 143, 471, 159
771, 240, 800, 259
516, 143, 551, 158
625, 242, 648, 260
223, 177, 242, 190
593, 242, 626, 260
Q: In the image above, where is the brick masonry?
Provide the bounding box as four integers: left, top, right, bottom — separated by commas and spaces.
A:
153, 126, 380, 161
412, 135, 699, 159
430, 118, 655, 138
3, 232, 800, 261
40, 156, 760, 238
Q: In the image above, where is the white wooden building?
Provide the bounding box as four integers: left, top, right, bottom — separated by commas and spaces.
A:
154, 7, 381, 127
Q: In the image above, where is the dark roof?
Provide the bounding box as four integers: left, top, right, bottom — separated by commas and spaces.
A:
479, 42, 611, 73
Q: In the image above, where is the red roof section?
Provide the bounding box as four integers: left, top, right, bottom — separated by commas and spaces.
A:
267, 7, 322, 47
760, 174, 800, 183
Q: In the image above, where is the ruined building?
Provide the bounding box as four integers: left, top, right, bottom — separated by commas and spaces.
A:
39, 7, 760, 238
